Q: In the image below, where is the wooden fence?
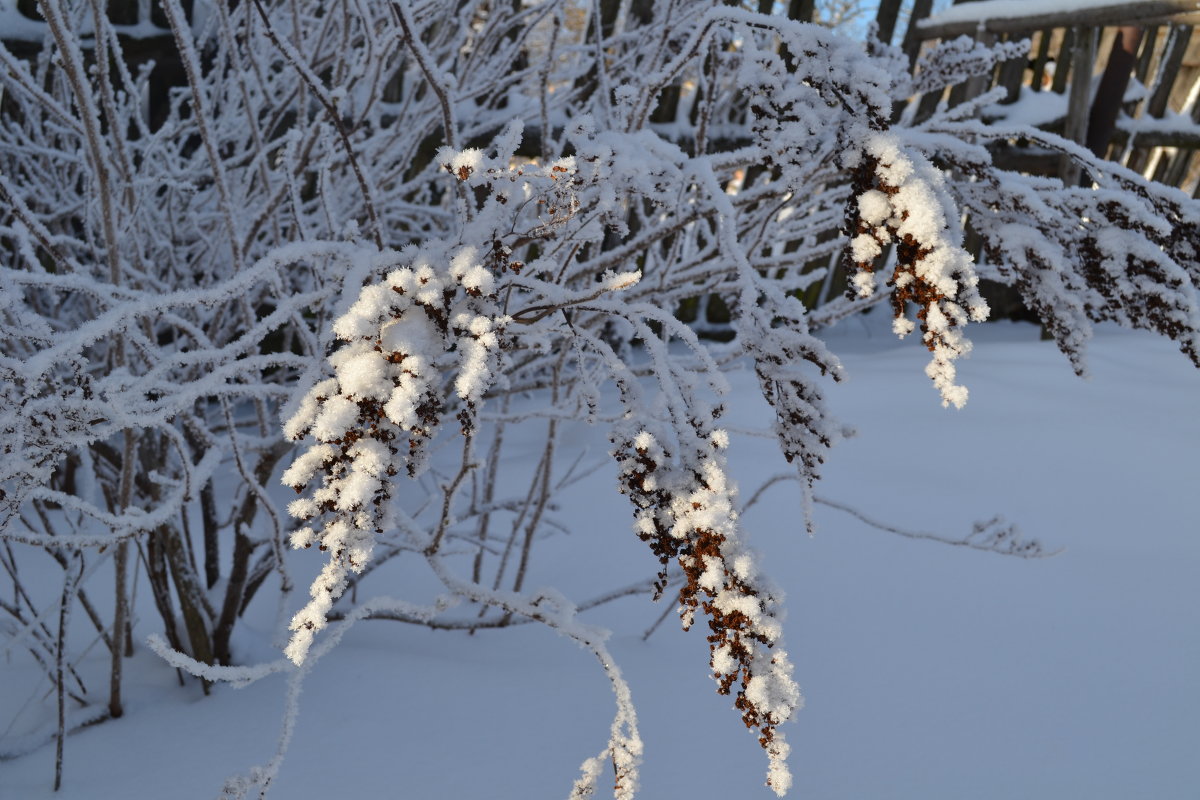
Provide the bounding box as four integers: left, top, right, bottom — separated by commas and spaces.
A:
883, 0, 1200, 196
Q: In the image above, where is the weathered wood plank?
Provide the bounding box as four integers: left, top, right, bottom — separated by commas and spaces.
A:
1145, 22, 1192, 117
1062, 26, 1097, 183
1029, 29, 1055, 90
1114, 126, 1200, 147
1134, 24, 1161, 84
1087, 26, 1143, 156
1052, 27, 1077, 94
996, 33, 1029, 102
916, 0, 1198, 40
1161, 147, 1195, 185
787, 0, 815, 23
901, 0, 937, 68
875, 0, 905, 45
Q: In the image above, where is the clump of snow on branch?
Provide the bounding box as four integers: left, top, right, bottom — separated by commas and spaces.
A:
281, 243, 510, 664
613, 426, 800, 795
844, 133, 990, 408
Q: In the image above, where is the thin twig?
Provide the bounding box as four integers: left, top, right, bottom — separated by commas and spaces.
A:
250, 0, 384, 249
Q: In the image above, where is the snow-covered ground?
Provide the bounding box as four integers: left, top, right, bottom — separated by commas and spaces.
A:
4, 316, 1198, 800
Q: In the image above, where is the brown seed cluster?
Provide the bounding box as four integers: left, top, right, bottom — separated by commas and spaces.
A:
845, 154, 970, 359
1076, 200, 1200, 367
614, 433, 785, 750
947, 149, 1200, 376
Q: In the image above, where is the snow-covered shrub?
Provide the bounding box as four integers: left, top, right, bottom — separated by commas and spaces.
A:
1, 0, 1197, 796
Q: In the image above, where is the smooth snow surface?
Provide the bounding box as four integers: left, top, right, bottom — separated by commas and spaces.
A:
3, 320, 1198, 800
